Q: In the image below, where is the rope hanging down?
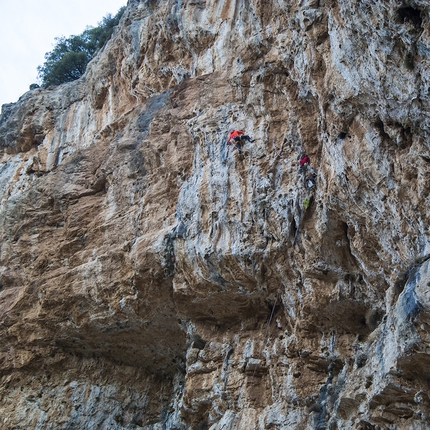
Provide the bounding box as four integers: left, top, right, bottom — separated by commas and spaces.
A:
250, 290, 280, 384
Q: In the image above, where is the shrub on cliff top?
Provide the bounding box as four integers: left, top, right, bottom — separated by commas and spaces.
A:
37, 7, 125, 87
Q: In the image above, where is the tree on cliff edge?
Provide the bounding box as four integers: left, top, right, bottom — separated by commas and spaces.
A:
37, 7, 125, 87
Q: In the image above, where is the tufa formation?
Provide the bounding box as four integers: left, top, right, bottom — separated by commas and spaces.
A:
1, 0, 430, 428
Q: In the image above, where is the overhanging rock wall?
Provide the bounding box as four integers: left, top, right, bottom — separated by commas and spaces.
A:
1, 0, 430, 428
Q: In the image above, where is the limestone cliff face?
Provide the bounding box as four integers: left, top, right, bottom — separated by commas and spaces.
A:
1, 0, 430, 428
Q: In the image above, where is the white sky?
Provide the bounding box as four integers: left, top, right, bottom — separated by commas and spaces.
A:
0, 0, 127, 110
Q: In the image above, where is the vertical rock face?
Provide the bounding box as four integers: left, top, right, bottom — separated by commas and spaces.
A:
1, 0, 430, 428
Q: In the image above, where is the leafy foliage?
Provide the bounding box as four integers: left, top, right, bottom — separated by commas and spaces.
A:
37, 7, 125, 87
302, 197, 310, 210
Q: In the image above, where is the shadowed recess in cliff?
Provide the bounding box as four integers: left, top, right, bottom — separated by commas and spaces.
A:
138, 90, 172, 135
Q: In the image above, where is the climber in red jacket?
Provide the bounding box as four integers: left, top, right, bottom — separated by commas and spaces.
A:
227, 129, 254, 152
299, 155, 310, 166
299, 153, 316, 175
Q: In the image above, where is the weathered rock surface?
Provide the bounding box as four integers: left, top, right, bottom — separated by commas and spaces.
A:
1, 0, 430, 428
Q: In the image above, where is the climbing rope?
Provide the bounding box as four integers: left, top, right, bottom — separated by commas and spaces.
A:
237, 290, 280, 429
250, 290, 280, 384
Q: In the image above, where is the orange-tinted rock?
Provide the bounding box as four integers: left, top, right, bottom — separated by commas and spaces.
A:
1, 0, 430, 428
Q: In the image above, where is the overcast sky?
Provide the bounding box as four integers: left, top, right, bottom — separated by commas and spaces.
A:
0, 0, 127, 110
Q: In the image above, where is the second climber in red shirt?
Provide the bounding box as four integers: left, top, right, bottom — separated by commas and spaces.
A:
299, 154, 316, 175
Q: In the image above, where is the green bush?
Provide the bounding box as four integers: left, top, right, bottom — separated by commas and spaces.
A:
303, 197, 310, 210
37, 7, 125, 87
